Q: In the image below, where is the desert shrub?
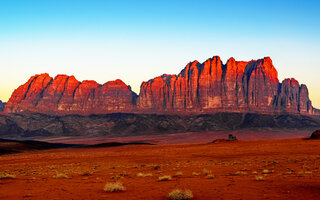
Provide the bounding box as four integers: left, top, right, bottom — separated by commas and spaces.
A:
262, 169, 272, 174
192, 172, 200, 176
104, 182, 125, 192
80, 171, 92, 176
235, 171, 247, 175
297, 171, 305, 176
206, 174, 215, 179
111, 175, 122, 179
137, 172, 152, 177
151, 165, 160, 170
202, 168, 211, 176
0, 172, 16, 179
255, 176, 264, 181
53, 173, 69, 179
158, 175, 172, 181
174, 171, 183, 177
168, 189, 193, 200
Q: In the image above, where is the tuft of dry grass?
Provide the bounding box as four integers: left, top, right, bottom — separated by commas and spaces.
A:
104, 182, 125, 192
137, 172, 153, 177
53, 173, 69, 179
158, 175, 172, 181
0, 172, 16, 179
168, 189, 193, 200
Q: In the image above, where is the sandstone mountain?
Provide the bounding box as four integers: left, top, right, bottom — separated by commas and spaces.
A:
3, 56, 319, 115
138, 56, 317, 115
4, 74, 137, 115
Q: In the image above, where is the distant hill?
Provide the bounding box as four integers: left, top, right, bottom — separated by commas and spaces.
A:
0, 113, 319, 138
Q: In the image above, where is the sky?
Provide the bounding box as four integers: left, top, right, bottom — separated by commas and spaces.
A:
0, 0, 320, 108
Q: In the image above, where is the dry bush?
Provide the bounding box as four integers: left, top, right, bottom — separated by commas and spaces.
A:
158, 175, 172, 181
168, 189, 193, 200
137, 172, 153, 177
0, 172, 16, 179
53, 173, 69, 179
104, 182, 125, 192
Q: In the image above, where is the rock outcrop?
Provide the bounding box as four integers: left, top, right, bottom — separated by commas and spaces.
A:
138, 56, 317, 115
4, 74, 137, 115
309, 130, 320, 139
3, 56, 319, 115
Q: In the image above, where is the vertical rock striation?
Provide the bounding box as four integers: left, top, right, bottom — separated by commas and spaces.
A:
137, 56, 317, 115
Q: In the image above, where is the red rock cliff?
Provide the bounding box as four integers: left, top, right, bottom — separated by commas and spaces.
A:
4, 75, 137, 115
137, 56, 316, 115
4, 56, 318, 115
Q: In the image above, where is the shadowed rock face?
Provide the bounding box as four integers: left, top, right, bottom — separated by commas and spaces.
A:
0, 101, 5, 112
3, 56, 319, 115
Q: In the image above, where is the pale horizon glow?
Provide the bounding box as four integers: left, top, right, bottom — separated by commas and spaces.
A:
0, 0, 319, 108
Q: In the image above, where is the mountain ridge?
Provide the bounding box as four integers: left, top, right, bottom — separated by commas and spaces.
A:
2, 56, 319, 115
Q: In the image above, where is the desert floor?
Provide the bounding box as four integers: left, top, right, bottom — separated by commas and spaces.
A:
0, 138, 320, 200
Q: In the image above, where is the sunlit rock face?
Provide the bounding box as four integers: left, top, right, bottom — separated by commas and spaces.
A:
4, 74, 137, 115
138, 56, 317, 115
4, 56, 318, 115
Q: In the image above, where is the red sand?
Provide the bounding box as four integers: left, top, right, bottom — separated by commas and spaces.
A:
0, 138, 320, 199
36, 129, 312, 145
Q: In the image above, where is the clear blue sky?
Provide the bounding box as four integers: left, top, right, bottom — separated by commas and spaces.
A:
0, 0, 320, 107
